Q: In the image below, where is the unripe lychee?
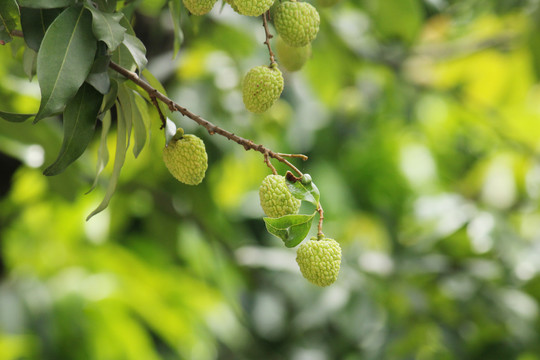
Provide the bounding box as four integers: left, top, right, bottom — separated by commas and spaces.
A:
183, 0, 216, 15
259, 174, 301, 218
235, 0, 274, 16
275, 35, 311, 72
274, 1, 320, 47
163, 132, 208, 185
296, 238, 341, 287
242, 64, 284, 113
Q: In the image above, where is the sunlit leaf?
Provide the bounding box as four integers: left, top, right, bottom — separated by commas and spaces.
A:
263, 213, 316, 248
286, 175, 320, 206
35, 5, 97, 122
87, 100, 129, 220
44, 82, 103, 176
86, 110, 111, 194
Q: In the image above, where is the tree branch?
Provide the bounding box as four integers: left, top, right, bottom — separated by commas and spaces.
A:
108, 61, 305, 176
262, 11, 276, 65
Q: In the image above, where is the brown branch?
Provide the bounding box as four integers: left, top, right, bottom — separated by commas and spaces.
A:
317, 204, 324, 238
262, 11, 276, 66
108, 61, 304, 176
264, 153, 277, 175
277, 153, 308, 161
149, 90, 167, 129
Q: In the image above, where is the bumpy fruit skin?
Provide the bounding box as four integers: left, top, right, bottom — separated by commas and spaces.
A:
275, 35, 311, 72
296, 238, 341, 287
259, 175, 301, 218
163, 134, 208, 185
242, 64, 284, 113
274, 1, 320, 47
235, 0, 274, 16
183, 0, 216, 15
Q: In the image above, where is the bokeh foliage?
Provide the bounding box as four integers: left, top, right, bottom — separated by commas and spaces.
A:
2, 0, 540, 359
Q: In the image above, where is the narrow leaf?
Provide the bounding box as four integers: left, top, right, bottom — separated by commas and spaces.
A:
35, 5, 97, 122
17, 0, 76, 8
87, 100, 129, 220
86, 110, 111, 194
0, 111, 34, 123
20, 7, 63, 51
85, 3, 125, 51
286, 175, 320, 206
0, 0, 19, 43
116, 84, 133, 148
22, 47, 37, 80
168, 0, 183, 58
86, 53, 111, 95
44, 83, 103, 176
263, 213, 316, 248
132, 92, 150, 157
122, 33, 147, 71
101, 79, 118, 113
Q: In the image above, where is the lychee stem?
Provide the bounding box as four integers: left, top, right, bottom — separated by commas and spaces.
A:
262, 10, 276, 66
317, 204, 324, 238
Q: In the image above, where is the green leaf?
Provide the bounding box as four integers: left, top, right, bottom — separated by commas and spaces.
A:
35, 5, 98, 122
22, 47, 37, 81
43, 83, 103, 176
101, 79, 118, 113
116, 84, 133, 148
17, 0, 76, 8
0, 0, 19, 43
0, 111, 34, 122
122, 33, 147, 71
86, 53, 111, 95
141, 68, 172, 119
86, 109, 111, 194
94, 0, 117, 13
20, 7, 63, 51
168, 0, 183, 58
263, 213, 316, 248
85, 3, 125, 51
132, 92, 150, 157
87, 100, 129, 220
286, 175, 320, 206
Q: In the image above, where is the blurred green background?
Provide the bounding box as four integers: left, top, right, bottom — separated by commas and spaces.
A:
2, 0, 540, 359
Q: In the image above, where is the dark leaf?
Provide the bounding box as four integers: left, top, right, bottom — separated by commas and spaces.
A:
0, 0, 19, 43
0, 111, 34, 122
20, 7, 63, 51
43, 83, 103, 176
35, 5, 98, 122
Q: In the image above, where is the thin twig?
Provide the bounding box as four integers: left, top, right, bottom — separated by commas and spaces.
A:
264, 153, 278, 175
317, 204, 324, 238
262, 11, 276, 65
277, 153, 308, 161
108, 61, 304, 176
149, 90, 167, 129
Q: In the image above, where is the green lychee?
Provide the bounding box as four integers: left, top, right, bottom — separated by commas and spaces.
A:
259, 174, 301, 218
275, 35, 311, 72
163, 132, 208, 185
242, 64, 284, 113
274, 1, 320, 47
296, 238, 341, 287
183, 0, 217, 15
235, 0, 275, 16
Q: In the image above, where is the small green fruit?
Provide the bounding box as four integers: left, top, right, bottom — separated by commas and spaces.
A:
274, 1, 320, 47
163, 133, 208, 185
275, 35, 311, 72
296, 238, 341, 287
242, 64, 284, 113
235, 0, 275, 16
259, 174, 301, 218
183, 0, 216, 15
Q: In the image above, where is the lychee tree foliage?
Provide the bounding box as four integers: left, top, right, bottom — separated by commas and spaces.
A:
0, 0, 341, 286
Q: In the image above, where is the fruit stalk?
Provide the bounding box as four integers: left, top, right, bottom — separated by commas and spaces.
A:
262, 10, 276, 65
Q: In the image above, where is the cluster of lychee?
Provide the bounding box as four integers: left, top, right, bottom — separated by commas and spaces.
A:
260, 174, 342, 287
181, 0, 340, 114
